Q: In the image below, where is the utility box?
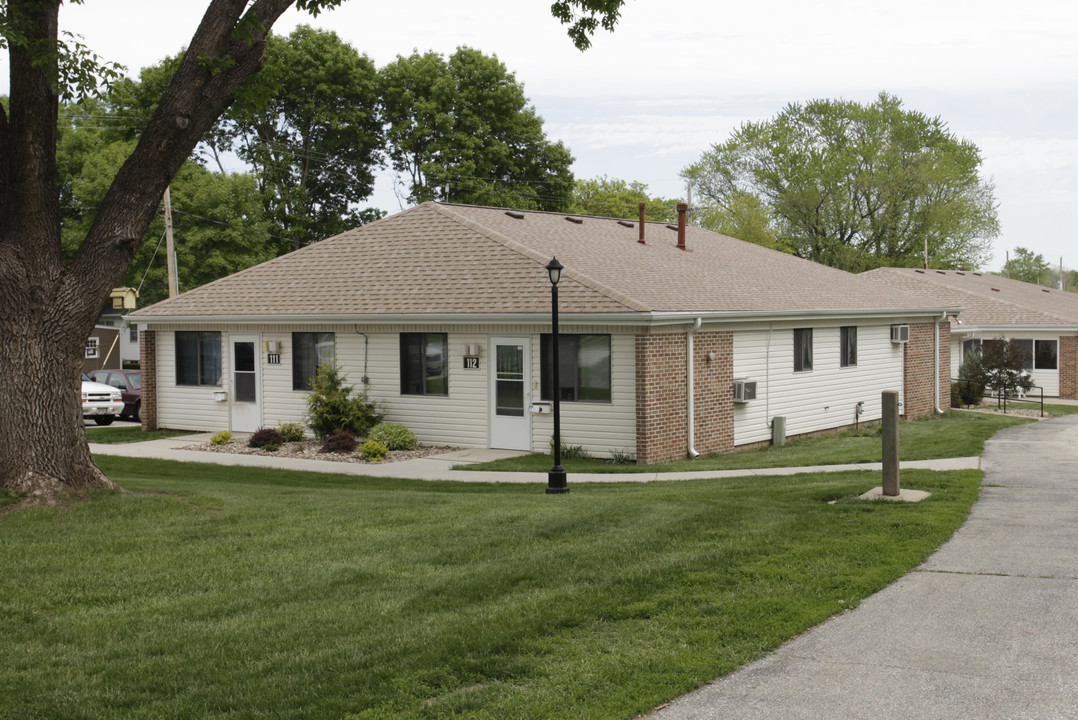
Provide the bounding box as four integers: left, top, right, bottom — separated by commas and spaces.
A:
772, 416, 787, 447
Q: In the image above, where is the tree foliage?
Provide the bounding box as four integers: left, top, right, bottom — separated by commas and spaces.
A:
569, 175, 680, 222
223, 25, 384, 252
379, 46, 575, 211
962, 340, 1034, 399
1001, 247, 1052, 285
683, 93, 1000, 271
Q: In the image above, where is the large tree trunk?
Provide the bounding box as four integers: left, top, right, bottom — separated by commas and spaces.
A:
0, 0, 299, 504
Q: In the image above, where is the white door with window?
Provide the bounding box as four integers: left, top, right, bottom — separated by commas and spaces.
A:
489, 337, 531, 450
230, 334, 262, 432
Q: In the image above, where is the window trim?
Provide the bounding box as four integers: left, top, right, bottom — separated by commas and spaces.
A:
540, 333, 612, 404
400, 332, 449, 396
793, 328, 813, 372
840, 326, 857, 368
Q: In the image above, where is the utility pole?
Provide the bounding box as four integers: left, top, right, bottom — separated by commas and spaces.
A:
163, 185, 179, 298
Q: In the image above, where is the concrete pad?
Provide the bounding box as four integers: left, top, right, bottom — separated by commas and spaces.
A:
858, 486, 932, 502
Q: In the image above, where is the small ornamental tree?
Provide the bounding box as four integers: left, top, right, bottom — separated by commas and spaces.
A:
964, 339, 1034, 399
305, 363, 382, 440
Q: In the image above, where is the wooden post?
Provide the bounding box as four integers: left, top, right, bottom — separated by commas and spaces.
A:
882, 390, 900, 496
163, 185, 179, 298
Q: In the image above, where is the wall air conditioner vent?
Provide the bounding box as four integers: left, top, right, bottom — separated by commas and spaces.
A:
891, 325, 910, 344
733, 379, 757, 403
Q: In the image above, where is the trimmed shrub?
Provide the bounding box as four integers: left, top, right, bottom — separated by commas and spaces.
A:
249, 427, 284, 449
278, 422, 306, 443
319, 430, 358, 454
359, 439, 388, 462
368, 422, 417, 451
306, 363, 383, 440
210, 431, 233, 446
260, 443, 280, 453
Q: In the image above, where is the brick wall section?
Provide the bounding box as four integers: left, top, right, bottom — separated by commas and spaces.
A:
903, 321, 949, 419
139, 329, 158, 431
1060, 336, 1078, 399
635, 330, 734, 464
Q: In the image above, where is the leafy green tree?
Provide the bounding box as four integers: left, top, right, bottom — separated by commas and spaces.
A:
683, 93, 999, 271
379, 46, 575, 211
1002, 247, 1051, 285
0, 0, 624, 501
570, 175, 680, 221
224, 25, 384, 252
695, 190, 787, 252
963, 340, 1034, 400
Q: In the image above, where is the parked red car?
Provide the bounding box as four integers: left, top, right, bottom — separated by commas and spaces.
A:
88, 369, 141, 422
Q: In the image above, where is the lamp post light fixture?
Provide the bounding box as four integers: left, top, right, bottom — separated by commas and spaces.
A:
545, 257, 568, 494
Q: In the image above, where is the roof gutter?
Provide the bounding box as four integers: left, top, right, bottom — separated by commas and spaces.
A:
129, 307, 966, 329
687, 316, 702, 459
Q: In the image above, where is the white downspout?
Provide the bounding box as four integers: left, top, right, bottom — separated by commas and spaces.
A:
687, 316, 702, 458
935, 311, 947, 413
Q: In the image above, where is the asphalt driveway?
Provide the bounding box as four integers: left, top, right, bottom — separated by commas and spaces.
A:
649, 414, 1078, 720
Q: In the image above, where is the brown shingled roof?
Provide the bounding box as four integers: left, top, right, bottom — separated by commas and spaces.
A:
862, 268, 1078, 327
133, 202, 946, 319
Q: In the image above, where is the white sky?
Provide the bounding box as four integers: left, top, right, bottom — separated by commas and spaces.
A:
12, 0, 1078, 271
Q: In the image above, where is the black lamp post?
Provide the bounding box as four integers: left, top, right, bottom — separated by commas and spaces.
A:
545, 257, 568, 494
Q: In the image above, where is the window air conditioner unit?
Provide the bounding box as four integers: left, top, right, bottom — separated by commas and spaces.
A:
733, 379, 757, 403
890, 325, 910, 344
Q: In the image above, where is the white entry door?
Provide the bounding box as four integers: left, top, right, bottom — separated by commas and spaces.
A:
489, 337, 531, 450
230, 334, 262, 432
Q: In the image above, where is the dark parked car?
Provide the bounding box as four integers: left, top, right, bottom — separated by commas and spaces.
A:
88, 369, 142, 422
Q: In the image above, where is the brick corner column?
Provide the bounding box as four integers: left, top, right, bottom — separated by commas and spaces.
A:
139, 329, 158, 431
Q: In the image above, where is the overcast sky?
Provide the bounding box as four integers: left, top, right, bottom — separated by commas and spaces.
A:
14, 0, 1078, 271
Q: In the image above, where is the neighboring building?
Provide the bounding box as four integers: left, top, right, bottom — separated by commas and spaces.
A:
863, 268, 1078, 399
86, 287, 141, 371
130, 203, 955, 463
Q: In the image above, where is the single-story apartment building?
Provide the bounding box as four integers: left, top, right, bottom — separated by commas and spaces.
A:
130, 202, 957, 463
863, 267, 1078, 399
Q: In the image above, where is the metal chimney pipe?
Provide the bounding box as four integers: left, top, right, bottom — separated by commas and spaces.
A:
638, 202, 646, 244
676, 202, 688, 250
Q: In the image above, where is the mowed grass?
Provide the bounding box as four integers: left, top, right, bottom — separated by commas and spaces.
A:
83, 426, 191, 444
0, 457, 981, 719
464, 410, 1033, 473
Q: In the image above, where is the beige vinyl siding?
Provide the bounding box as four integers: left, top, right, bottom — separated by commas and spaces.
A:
529, 331, 637, 459
154, 330, 230, 432
733, 322, 905, 446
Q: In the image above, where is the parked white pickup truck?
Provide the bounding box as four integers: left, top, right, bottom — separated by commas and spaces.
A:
81, 373, 124, 426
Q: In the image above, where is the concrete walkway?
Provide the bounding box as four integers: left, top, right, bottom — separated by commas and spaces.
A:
89, 433, 980, 483
648, 413, 1078, 720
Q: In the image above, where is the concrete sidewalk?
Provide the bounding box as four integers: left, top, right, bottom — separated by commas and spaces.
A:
648, 413, 1078, 719
90, 433, 980, 483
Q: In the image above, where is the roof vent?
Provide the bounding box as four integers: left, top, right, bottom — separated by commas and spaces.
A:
1042, 288, 1051, 293
991, 287, 1000, 292
505, 211, 524, 220
565, 216, 583, 225
973, 272, 982, 276
617, 220, 633, 228
956, 271, 965, 275
936, 270, 946, 274
915, 269, 925, 274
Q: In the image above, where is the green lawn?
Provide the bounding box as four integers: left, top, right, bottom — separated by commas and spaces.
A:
0, 458, 981, 719
465, 410, 1033, 474
84, 427, 191, 444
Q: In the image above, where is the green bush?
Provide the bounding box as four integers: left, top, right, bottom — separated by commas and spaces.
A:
260, 443, 280, 453
368, 422, 417, 451
319, 430, 358, 454
277, 423, 306, 443
210, 431, 233, 446
359, 439, 388, 462
249, 427, 284, 449
551, 437, 590, 460
305, 364, 383, 440
609, 448, 636, 465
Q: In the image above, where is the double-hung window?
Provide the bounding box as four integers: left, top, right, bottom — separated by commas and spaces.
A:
1035, 340, 1058, 370
793, 328, 813, 372
293, 332, 336, 390
840, 326, 857, 367
540, 334, 611, 403
175, 331, 221, 386
400, 333, 448, 395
